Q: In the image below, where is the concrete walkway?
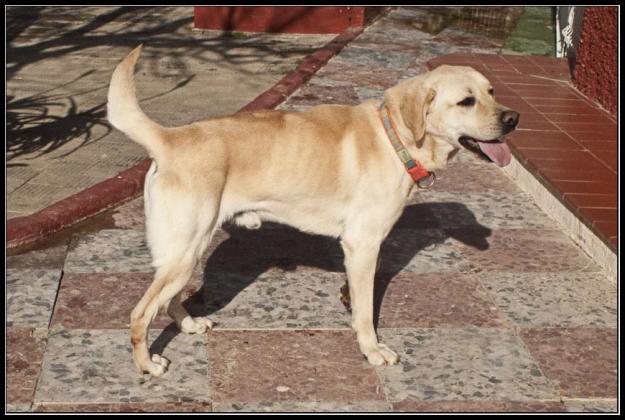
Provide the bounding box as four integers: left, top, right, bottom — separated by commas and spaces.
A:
7, 7, 617, 413
7, 6, 334, 219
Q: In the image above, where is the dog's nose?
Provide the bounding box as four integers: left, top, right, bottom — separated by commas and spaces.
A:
500, 110, 520, 133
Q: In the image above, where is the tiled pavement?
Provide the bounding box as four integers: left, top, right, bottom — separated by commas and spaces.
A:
6, 8, 618, 413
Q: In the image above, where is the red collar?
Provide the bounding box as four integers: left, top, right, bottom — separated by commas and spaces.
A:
379, 103, 436, 189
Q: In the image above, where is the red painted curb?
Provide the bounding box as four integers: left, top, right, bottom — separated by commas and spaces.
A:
194, 6, 371, 34
7, 159, 151, 249
7, 26, 365, 249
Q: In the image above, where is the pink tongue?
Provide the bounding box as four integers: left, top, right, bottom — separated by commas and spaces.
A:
478, 140, 511, 167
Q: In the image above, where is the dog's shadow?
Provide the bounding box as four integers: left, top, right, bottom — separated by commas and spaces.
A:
150, 201, 491, 355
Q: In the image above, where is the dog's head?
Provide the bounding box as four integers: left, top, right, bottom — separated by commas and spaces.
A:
383, 65, 519, 168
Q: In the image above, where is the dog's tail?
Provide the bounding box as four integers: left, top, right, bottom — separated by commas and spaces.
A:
107, 44, 166, 160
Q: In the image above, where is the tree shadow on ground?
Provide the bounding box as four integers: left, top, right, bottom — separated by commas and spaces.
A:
7, 6, 327, 163
6, 72, 194, 163
6, 71, 111, 163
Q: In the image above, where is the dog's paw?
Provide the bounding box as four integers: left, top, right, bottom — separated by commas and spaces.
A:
180, 316, 214, 334
363, 343, 399, 366
143, 354, 170, 377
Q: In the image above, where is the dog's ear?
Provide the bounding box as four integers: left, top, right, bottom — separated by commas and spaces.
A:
383, 77, 436, 145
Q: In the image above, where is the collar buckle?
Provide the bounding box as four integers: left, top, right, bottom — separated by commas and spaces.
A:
416, 172, 436, 189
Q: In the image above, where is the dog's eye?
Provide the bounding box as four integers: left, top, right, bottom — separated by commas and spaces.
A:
488, 88, 494, 95
457, 97, 476, 107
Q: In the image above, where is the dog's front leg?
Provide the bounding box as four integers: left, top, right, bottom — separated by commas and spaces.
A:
341, 238, 399, 366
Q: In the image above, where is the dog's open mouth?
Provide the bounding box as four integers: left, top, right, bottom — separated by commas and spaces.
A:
458, 136, 511, 167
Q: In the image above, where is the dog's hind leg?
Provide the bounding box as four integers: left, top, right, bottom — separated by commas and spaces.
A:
130, 178, 221, 377
130, 260, 195, 377
166, 226, 217, 334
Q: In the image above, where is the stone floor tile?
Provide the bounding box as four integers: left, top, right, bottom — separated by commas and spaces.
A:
287, 83, 360, 106
34, 402, 212, 412
7, 328, 48, 405
298, 76, 355, 88
316, 60, 402, 89
480, 272, 617, 327
7, 268, 62, 328
207, 330, 383, 404
564, 399, 618, 413
520, 328, 617, 398
7, 242, 69, 270
35, 328, 210, 404
64, 229, 152, 273
51, 268, 352, 332
391, 399, 566, 412
376, 273, 506, 328
50, 272, 203, 330
276, 103, 313, 112
111, 196, 145, 230
419, 191, 558, 230
214, 401, 393, 413
379, 229, 474, 274
6, 402, 34, 412
354, 86, 385, 102
202, 271, 350, 329
332, 46, 418, 71
375, 328, 559, 402
350, 32, 426, 54
422, 161, 521, 194
451, 229, 601, 273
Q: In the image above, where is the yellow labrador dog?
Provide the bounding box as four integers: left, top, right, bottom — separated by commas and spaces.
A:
108, 45, 519, 377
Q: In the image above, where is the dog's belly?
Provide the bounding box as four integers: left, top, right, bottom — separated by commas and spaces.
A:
227, 199, 346, 238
